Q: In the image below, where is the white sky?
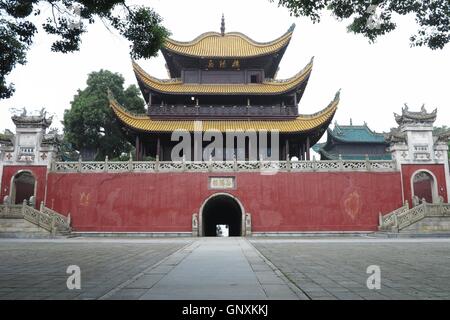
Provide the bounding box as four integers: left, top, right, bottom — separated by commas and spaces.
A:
1, 0, 449, 140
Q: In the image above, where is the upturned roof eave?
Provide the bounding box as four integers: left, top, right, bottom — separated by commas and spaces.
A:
108, 90, 339, 134
132, 58, 314, 96
162, 26, 295, 59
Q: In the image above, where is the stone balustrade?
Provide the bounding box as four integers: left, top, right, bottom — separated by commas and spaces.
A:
0, 201, 71, 235
379, 202, 450, 232
51, 159, 397, 173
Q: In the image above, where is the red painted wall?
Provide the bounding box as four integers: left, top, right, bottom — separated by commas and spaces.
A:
45, 171, 403, 232
1, 166, 48, 206
401, 164, 448, 204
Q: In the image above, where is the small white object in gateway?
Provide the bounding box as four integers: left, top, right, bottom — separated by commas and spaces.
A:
216, 224, 229, 237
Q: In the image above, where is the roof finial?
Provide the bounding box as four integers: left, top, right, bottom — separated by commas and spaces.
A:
288, 23, 296, 33
221, 14, 225, 36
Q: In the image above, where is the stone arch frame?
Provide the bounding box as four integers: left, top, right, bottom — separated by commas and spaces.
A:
410, 169, 439, 204
9, 170, 37, 205
198, 192, 246, 237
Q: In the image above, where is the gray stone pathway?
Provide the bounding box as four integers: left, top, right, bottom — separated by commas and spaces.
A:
105, 238, 302, 300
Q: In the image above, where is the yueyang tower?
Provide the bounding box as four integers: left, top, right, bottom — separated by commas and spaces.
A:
109, 17, 340, 161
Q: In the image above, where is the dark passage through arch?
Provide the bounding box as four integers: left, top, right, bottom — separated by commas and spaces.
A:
202, 194, 242, 236
12, 171, 35, 204
412, 171, 435, 203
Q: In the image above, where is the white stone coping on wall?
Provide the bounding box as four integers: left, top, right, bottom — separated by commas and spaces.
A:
50, 159, 398, 173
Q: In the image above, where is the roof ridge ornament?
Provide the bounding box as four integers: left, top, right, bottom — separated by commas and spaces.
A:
394, 103, 437, 126
221, 14, 225, 36
288, 23, 296, 33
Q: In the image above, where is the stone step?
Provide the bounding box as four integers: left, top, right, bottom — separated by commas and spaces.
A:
401, 217, 450, 233
0, 221, 44, 229
0, 232, 54, 239
72, 231, 191, 238
0, 218, 51, 238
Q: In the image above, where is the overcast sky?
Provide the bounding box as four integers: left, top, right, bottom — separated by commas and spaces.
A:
1, 0, 449, 140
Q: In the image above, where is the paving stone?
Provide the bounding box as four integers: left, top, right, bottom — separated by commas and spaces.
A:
251, 238, 450, 300
108, 289, 148, 300
0, 238, 190, 300
125, 274, 165, 289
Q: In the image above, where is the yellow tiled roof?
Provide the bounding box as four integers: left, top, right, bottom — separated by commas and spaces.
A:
163, 30, 293, 58
133, 58, 313, 95
109, 92, 339, 133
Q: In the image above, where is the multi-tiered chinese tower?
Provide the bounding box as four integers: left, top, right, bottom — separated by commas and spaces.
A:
110, 17, 339, 161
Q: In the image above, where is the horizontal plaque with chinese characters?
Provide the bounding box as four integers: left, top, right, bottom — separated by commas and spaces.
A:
209, 177, 235, 190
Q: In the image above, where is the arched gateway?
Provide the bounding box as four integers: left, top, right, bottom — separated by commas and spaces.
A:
199, 193, 245, 237
411, 170, 438, 204
11, 171, 36, 205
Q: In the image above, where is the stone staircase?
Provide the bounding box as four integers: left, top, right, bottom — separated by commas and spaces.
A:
0, 218, 54, 238
379, 201, 450, 233
0, 202, 72, 239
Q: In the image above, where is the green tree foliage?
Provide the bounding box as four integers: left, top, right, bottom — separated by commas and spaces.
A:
0, 0, 170, 99
63, 69, 145, 160
271, 0, 450, 49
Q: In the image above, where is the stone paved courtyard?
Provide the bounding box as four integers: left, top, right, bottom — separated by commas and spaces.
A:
1, 237, 450, 300
252, 238, 450, 300
0, 239, 190, 300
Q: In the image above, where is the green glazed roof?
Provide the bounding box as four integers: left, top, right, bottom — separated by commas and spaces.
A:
312, 122, 391, 160
330, 123, 386, 143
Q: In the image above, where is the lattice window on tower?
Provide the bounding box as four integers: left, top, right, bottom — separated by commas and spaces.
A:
19, 147, 35, 154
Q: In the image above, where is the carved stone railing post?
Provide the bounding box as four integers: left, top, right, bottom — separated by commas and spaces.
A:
192, 213, 198, 237
182, 155, 186, 172
245, 213, 252, 236
233, 155, 237, 172
40, 201, 44, 213
50, 158, 56, 172
286, 155, 291, 172
208, 156, 213, 172
393, 213, 399, 232
412, 196, 420, 207
51, 215, 57, 237
392, 159, 398, 171
78, 155, 82, 173
155, 155, 160, 172
339, 154, 344, 171
424, 201, 430, 216
128, 154, 133, 172
312, 156, 317, 172
365, 154, 371, 171
29, 196, 36, 209
438, 200, 444, 216
104, 156, 109, 172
